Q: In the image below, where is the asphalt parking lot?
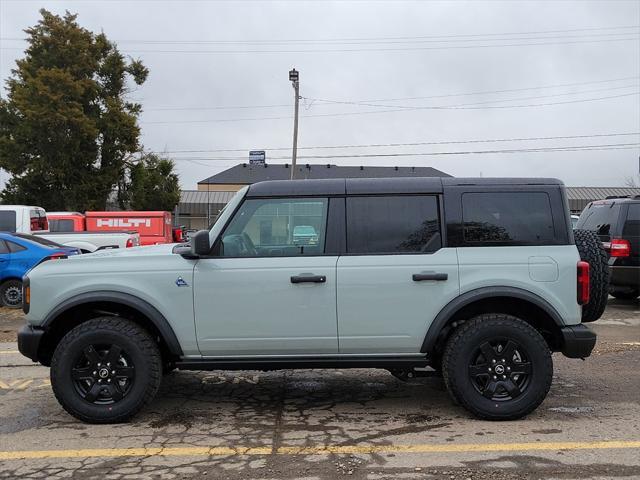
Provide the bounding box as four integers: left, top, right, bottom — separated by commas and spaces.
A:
1, 300, 639, 480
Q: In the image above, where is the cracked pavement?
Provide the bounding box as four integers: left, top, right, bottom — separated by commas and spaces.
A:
0, 298, 639, 479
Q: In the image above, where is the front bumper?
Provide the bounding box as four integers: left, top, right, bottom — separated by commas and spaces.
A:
561, 324, 596, 359
17, 325, 44, 362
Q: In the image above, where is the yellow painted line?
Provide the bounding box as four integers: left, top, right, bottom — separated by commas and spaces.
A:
0, 350, 19, 355
1, 440, 639, 461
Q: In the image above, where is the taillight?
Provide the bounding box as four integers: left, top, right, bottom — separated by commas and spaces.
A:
126, 238, 134, 248
603, 238, 631, 257
48, 252, 68, 260
577, 261, 590, 305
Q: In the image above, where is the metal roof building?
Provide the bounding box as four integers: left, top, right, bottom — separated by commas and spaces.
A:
566, 187, 640, 212
197, 163, 451, 191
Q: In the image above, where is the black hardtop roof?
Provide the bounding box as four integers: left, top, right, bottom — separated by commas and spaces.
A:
246, 177, 564, 197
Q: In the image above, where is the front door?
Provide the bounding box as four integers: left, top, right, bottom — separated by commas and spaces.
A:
194, 196, 339, 356
337, 195, 460, 354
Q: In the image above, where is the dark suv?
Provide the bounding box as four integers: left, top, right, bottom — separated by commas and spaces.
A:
576, 195, 640, 300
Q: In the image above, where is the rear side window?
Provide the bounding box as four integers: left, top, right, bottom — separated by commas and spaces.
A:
576, 202, 622, 236
6, 241, 26, 253
0, 211, 16, 232
0, 240, 9, 254
462, 192, 555, 245
346, 195, 441, 254
49, 219, 75, 232
623, 204, 640, 236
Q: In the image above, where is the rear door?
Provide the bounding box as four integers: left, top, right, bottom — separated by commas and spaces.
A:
336, 195, 459, 354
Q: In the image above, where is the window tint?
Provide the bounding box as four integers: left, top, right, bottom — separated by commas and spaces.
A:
0, 211, 16, 232
49, 219, 75, 232
6, 241, 26, 253
12, 233, 62, 247
623, 204, 640, 237
0, 240, 8, 254
576, 202, 622, 236
220, 198, 328, 257
462, 192, 555, 245
346, 196, 441, 254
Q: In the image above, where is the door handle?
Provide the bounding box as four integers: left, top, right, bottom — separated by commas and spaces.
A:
412, 272, 448, 281
291, 274, 326, 284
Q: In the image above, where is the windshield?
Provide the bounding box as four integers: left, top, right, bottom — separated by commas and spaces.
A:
208, 187, 248, 244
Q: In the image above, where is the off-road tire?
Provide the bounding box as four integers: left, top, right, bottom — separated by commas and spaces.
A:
51, 317, 162, 424
574, 229, 609, 322
442, 314, 553, 421
610, 288, 639, 300
0, 279, 23, 309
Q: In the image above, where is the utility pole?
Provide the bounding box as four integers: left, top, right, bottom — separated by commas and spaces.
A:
289, 68, 300, 180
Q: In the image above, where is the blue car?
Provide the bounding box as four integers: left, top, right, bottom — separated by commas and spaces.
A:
0, 233, 80, 308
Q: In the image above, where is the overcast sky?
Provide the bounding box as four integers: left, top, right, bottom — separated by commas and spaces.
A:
1, 0, 639, 189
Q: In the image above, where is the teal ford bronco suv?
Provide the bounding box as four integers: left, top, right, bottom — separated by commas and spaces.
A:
18, 178, 606, 423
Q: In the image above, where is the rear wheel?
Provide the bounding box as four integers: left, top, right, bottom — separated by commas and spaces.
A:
51, 317, 162, 423
574, 229, 609, 322
442, 314, 553, 420
0, 279, 23, 308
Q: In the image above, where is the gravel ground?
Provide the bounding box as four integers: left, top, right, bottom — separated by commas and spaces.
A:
0, 298, 639, 479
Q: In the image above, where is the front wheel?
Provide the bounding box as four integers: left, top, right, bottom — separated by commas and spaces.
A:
51, 317, 162, 423
0, 279, 23, 308
442, 314, 553, 421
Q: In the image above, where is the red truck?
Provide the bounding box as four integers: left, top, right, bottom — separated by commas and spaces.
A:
48, 211, 182, 245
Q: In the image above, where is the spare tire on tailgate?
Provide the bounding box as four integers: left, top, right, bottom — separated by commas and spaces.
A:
574, 229, 609, 322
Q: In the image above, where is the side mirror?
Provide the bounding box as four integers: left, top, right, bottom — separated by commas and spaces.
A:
191, 230, 211, 257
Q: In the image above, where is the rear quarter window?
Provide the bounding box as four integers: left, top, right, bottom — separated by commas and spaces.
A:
0, 211, 17, 232
462, 192, 556, 245
623, 204, 640, 237
49, 219, 75, 232
576, 202, 621, 236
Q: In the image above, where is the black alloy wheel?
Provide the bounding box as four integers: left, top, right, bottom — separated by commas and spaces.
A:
51, 317, 162, 423
442, 314, 553, 420
468, 339, 532, 401
71, 344, 135, 405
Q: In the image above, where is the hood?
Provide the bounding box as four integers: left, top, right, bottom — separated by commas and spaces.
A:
72, 242, 178, 259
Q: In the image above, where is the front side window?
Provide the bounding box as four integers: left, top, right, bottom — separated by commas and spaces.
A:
220, 198, 328, 257
462, 192, 555, 245
346, 195, 441, 254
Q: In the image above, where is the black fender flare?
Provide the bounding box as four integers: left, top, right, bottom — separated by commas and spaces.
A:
42, 291, 183, 356
420, 286, 564, 354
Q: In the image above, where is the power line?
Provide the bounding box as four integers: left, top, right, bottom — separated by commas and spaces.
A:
6, 35, 634, 54
303, 83, 639, 110
167, 142, 640, 162
142, 92, 639, 125
157, 132, 640, 154
5, 31, 639, 46
83, 36, 640, 54
143, 76, 640, 112
3, 25, 638, 44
